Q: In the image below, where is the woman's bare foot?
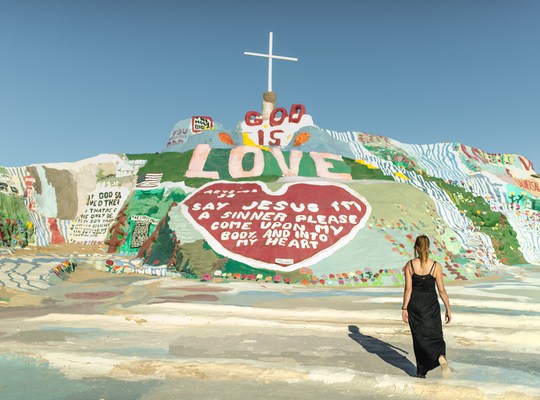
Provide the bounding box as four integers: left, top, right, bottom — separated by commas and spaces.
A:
439, 355, 451, 378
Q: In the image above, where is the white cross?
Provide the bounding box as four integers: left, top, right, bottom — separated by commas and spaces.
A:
244, 32, 298, 92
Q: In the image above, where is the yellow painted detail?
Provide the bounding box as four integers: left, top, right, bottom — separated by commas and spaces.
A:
393, 171, 409, 180
242, 133, 270, 151
355, 159, 378, 169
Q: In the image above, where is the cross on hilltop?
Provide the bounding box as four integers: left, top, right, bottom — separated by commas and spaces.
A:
244, 32, 298, 93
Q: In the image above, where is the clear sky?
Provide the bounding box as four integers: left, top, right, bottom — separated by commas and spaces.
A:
1, 0, 539, 169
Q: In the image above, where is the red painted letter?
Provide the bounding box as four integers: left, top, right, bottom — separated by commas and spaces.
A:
289, 104, 306, 123
270, 107, 288, 127
245, 111, 263, 126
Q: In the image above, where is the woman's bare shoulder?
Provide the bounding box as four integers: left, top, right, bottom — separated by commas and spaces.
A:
403, 259, 413, 272
433, 260, 444, 273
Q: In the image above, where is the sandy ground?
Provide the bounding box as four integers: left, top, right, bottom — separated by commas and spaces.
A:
0, 245, 539, 400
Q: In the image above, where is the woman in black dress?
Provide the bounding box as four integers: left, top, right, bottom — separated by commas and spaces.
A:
401, 235, 452, 378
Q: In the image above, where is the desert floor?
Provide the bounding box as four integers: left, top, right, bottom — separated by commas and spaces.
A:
0, 245, 539, 400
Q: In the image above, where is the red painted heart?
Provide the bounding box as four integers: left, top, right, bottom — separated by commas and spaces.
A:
180, 181, 371, 271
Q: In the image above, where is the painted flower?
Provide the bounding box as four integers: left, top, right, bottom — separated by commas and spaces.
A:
201, 273, 212, 281
256, 274, 263, 280
106, 259, 114, 266
319, 279, 326, 285
233, 273, 241, 279
299, 267, 313, 275
214, 270, 222, 277
283, 277, 291, 284
265, 276, 272, 282
273, 274, 282, 283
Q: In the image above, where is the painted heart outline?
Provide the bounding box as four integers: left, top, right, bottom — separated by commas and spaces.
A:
180, 181, 371, 271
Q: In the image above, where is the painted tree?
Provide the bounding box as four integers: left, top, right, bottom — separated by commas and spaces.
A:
142, 213, 177, 267
137, 202, 178, 266
105, 202, 129, 253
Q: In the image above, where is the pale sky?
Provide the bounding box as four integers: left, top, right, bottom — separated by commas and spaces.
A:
1, 0, 539, 170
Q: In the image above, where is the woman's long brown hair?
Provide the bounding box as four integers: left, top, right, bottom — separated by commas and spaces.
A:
414, 235, 430, 266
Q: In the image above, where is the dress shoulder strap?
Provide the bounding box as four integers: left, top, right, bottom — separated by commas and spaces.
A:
429, 261, 436, 275
410, 259, 415, 274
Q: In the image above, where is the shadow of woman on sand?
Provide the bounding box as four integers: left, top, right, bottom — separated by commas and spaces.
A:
348, 325, 416, 377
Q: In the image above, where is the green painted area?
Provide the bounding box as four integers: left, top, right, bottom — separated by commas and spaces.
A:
0, 193, 34, 247
175, 240, 223, 276
127, 152, 191, 182
0, 193, 31, 222
120, 188, 187, 254
127, 188, 186, 217
436, 179, 526, 265
342, 157, 394, 180
362, 145, 418, 171
318, 155, 351, 176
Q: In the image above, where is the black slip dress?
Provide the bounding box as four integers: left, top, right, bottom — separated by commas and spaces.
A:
407, 260, 446, 376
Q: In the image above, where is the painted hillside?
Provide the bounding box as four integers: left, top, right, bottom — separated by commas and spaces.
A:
1, 104, 539, 286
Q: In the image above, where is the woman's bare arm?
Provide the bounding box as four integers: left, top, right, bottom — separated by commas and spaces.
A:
402, 261, 413, 323
435, 263, 452, 323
